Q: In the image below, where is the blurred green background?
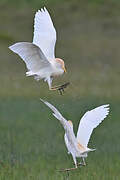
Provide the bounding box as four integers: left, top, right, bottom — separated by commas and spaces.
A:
0, 0, 120, 179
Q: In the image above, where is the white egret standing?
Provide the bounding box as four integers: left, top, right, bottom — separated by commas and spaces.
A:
41, 99, 109, 170
9, 7, 69, 95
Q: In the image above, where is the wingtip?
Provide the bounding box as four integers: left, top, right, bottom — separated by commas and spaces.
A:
8, 42, 23, 53
100, 104, 110, 110
44, 7, 47, 11
8, 44, 15, 51
104, 104, 110, 111
103, 104, 110, 112
35, 7, 47, 16
40, 98, 44, 103
35, 9, 43, 15
104, 104, 110, 107
40, 7, 47, 12
41, 8, 44, 12
40, 98, 48, 105
8, 45, 12, 50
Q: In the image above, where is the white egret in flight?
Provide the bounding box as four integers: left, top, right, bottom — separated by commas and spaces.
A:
9, 7, 69, 95
41, 99, 109, 171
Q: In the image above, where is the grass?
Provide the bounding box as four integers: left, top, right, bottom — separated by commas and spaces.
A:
0, 97, 120, 179
0, 0, 120, 179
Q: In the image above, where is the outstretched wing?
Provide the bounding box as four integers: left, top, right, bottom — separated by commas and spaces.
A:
40, 99, 68, 129
77, 104, 110, 147
41, 99, 78, 150
9, 42, 51, 73
33, 7, 56, 59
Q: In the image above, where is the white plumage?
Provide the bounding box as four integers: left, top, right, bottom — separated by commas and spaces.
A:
33, 7, 56, 59
9, 7, 66, 91
41, 99, 110, 169
76, 104, 109, 147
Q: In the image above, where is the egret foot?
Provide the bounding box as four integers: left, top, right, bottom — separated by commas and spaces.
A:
77, 162, 86, 166
77, 158, 86, 166
51, 82, 70, 95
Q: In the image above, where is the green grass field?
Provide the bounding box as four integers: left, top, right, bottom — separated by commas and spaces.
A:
0, 0, 120, 179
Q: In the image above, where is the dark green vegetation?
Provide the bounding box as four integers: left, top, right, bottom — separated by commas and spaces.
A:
0, 0, 120, 179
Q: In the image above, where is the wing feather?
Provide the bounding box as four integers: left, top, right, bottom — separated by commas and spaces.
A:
9, 42, 51, 73
33, 7, 56, 59
41, 99, 79, 149
77, 104, 110, 147
40, 99, 68, 129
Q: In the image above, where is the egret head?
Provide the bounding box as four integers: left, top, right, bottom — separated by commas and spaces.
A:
55, 58, 66, 72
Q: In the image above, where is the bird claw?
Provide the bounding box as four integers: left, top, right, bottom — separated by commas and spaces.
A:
51, 82, 70, 95
77, 162, 86, 166
58, 87, 65, 95
77, 160, 86, 166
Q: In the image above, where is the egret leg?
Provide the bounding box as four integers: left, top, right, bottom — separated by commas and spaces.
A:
77, 157, 86, 166
72, 155, 77, 169
82, 157, 86, 166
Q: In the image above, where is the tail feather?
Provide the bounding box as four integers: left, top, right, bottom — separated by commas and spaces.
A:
81, 148, 96, 155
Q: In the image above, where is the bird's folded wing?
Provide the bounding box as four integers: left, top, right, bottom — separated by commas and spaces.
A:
33, 7, 56, 59
9, 42, 51, 72
76, 104, 110, 147
40, 99, 67, 128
